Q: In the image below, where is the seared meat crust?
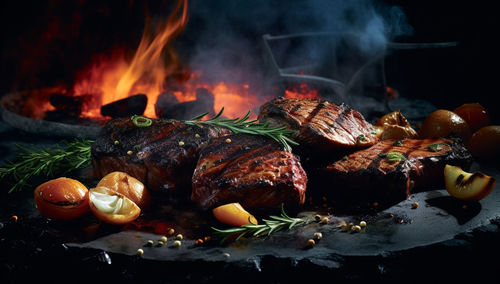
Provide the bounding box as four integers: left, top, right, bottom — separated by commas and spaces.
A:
191, 134, 308, 211
91, 117, 229, 195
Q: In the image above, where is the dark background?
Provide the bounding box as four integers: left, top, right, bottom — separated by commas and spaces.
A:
0, 1, 498, 123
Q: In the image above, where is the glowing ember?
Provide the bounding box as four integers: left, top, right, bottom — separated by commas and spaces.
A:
284, 83, 320, 100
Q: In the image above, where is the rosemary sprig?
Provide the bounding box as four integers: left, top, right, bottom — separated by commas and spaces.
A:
185, 107, 298, 152
211, 204, 306, 243
0, 139, 93, 193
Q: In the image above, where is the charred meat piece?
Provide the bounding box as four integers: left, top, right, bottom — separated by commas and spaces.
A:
91, 117, 229, 195
319, 138, 473, 208
191, 134, 308, 211
258, 97, 378, 156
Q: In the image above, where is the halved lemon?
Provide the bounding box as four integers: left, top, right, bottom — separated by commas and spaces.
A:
89, 186, 141, 225
444, 165, 496, 201
212, 203, 258, 226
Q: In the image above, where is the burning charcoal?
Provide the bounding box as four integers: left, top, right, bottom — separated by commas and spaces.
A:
155, 92, 179, 118
100, 94, 147, 118
49, 94, 85, 111
45, 94, 91, 122
157, 88, 214, 120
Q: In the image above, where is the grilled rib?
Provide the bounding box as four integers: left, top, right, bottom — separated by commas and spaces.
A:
191, 133, 308, 211
91, 117, 229, 196
319, 138, 473, 208
258, 97, 378, 155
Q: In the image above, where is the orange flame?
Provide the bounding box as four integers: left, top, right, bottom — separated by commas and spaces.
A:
73, 0, 189, 118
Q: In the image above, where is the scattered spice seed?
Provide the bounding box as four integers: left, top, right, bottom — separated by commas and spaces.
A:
225, 138, 232, 143
178, 141, 185, 146
359, 221, 367, 228
173, 240, 181, 247
160, 236, 168, 243
167, 228, 175, 235
195, 134, 200, 138
352, 225, 362, 233
114, 140, 119, 145
313, 232, 323, 240
175, 234, 183, 240
137, 249, 144, 256
314, 215, 322, 222
157, 241, 165, 247
11, 215, 18, 222
412, 202, 419, 209
307, 239, 316, 248
223, 252, 230, 258
203, 236, 211, 242
320, 217, 329, 224
195, 239, 204, 245
127, 150, 133, 155
146, 240, 154, 246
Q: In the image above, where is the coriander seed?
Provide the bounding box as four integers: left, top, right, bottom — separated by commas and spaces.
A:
127, 150, 133, 155
307, 239, 316, 248
178, 141, 185, 146
359, 221, 367, 227
114, 140, 119, 145
137, 248, 144, 256
175, 234, 183, 240
412, 202, 419, 209
160, 236, 168, 243
173, 240, 181, 247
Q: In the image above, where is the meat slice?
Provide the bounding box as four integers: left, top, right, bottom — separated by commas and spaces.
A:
91, 117, 229, 196
191, 134, 308, 211
319, 138, 473, 208
258, 97, 378, 157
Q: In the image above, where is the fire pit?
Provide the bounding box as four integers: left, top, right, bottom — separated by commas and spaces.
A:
1, 1, 499, 283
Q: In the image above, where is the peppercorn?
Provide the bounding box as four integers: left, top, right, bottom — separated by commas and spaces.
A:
352, 225, 362, 233
307, 239, 316, 248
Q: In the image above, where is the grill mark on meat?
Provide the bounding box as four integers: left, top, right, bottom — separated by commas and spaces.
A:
258, 98, 378, 163
318, 138, 473, 211
191, 133, 308, 211
91, 117, 230, 195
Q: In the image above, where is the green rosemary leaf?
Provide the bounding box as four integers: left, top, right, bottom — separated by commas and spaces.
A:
186, 107, 298, 152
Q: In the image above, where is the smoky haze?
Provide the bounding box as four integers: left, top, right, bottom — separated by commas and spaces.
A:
181, 0, 413, 90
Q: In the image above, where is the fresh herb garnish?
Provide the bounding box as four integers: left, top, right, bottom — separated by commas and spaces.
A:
131, 115, 152, 127
427, 143, 443, 152
186, 107, 298, 152
378, 152, 406, 162
342, 155, 349, 161
393, 140, 403, 146
357, 134, 366, 141
0, 139, 93, 193
211, 204, 306, 243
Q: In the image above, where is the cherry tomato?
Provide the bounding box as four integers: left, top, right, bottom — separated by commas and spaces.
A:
453, 103, 490, 133
34, 177, 90, 220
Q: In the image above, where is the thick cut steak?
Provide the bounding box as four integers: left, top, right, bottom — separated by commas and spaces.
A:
258, 97, 378, 157
320, 138, 473, 208
91, 117, 229, 195
191, 134, 308, 211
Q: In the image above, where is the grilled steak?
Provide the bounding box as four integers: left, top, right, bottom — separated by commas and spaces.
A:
91, 117, 229, 195
319, 138, 473, 208
191, 134, 308, 211
258, 97, 378, 160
